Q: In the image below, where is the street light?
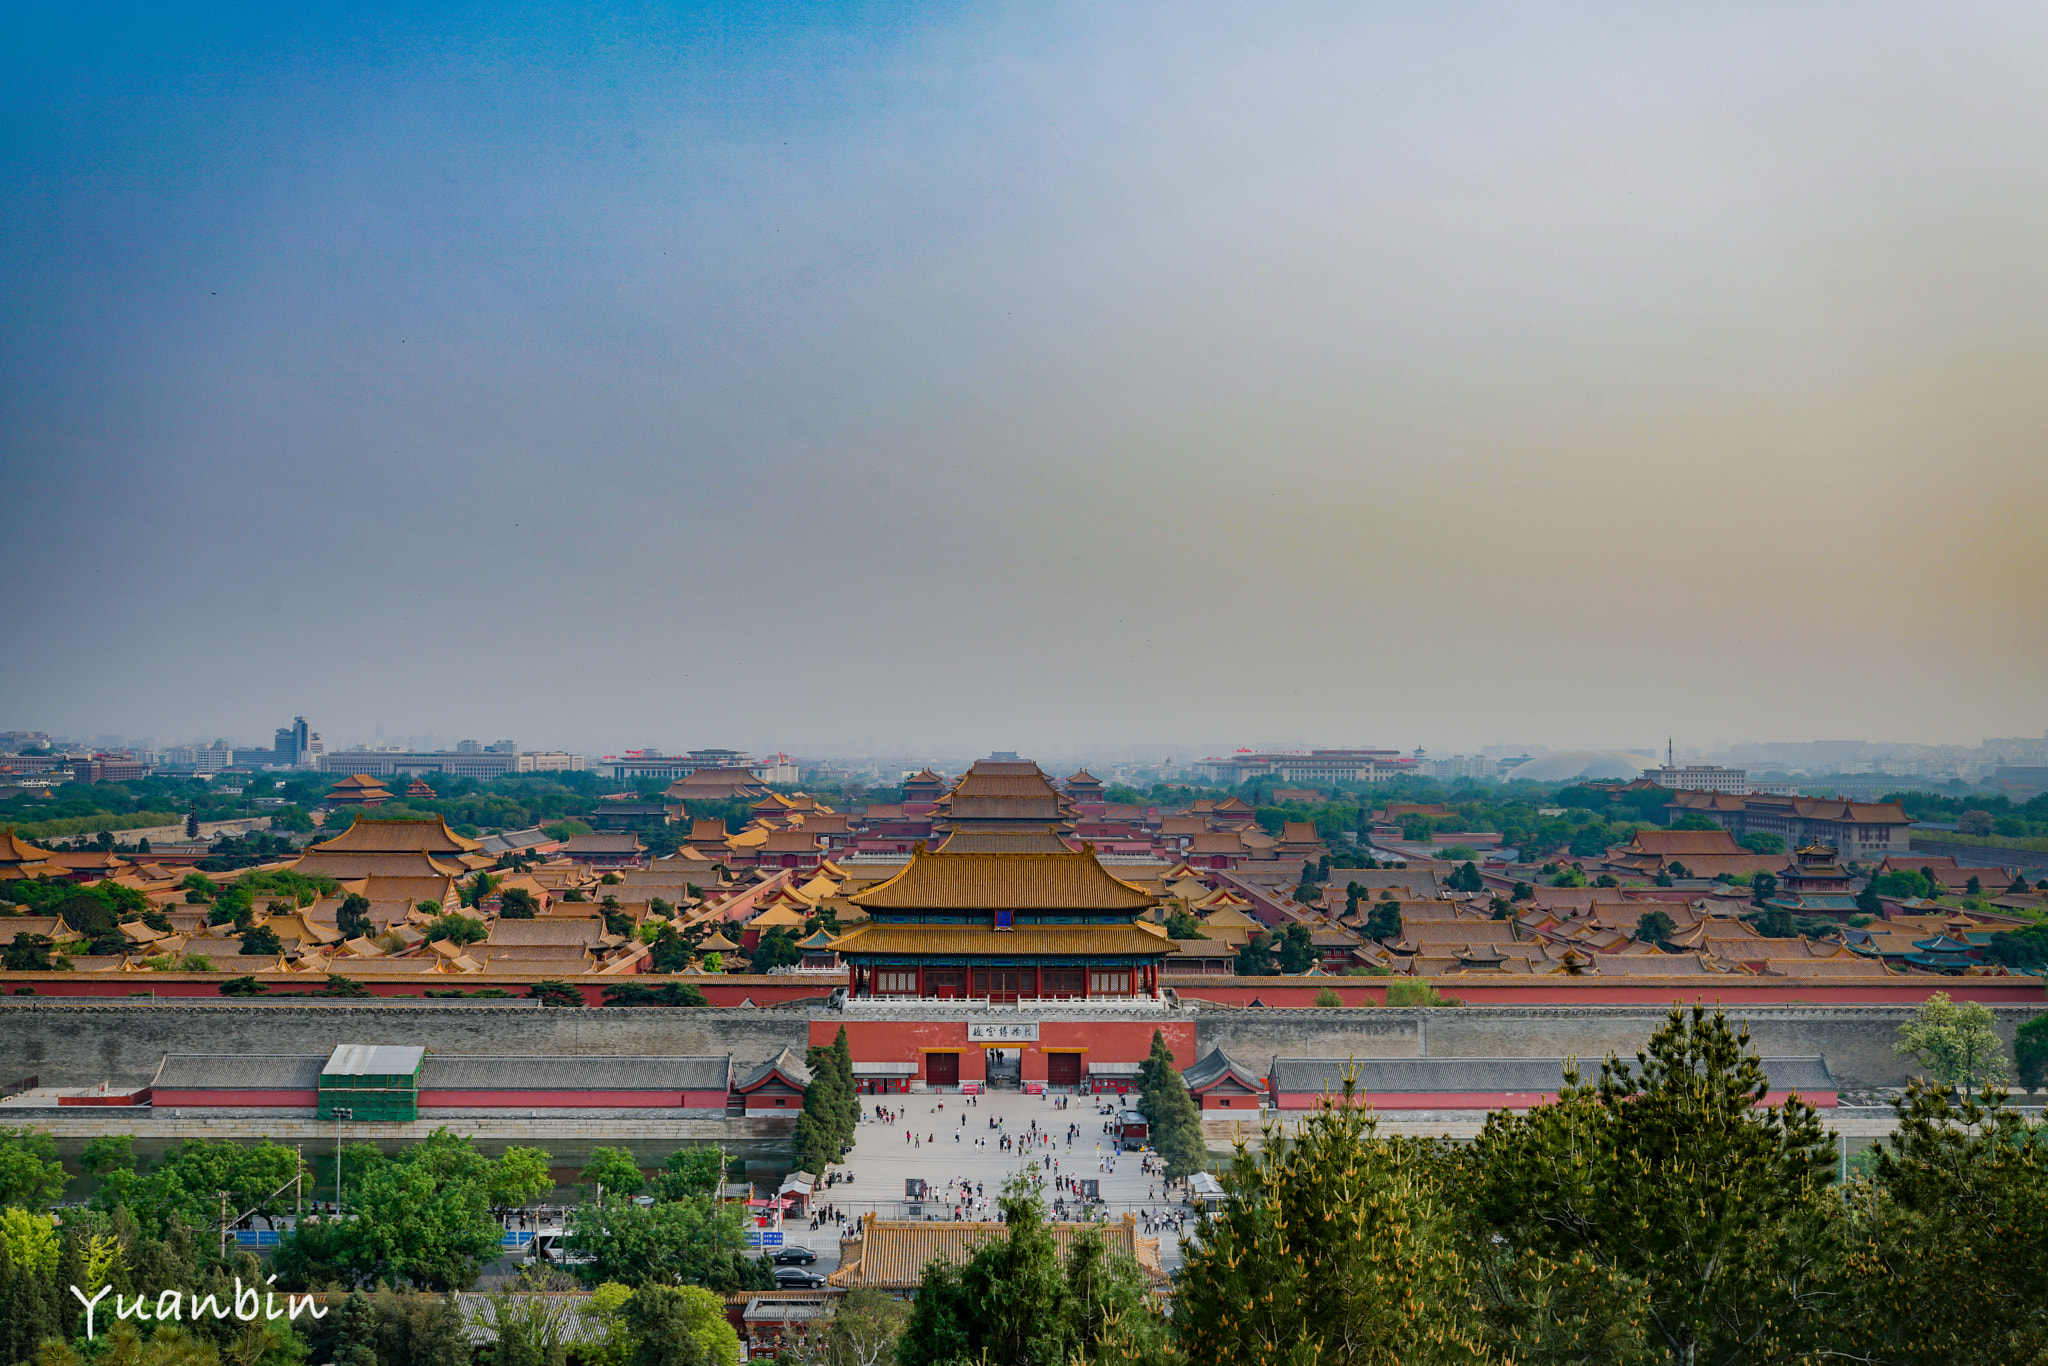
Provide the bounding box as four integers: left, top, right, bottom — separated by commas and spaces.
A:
331, 1107, 353, 1213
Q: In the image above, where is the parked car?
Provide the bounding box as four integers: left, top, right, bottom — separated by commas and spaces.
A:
772, 1246, 817, 1266
773, 1267, 828, 1289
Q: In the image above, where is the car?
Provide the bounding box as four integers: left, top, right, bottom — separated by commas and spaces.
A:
772, 1246, 817, 1266
773, 1267, 828, 1289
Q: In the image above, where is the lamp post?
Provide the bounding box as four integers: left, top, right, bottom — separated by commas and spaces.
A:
331, 1106, 353, 1213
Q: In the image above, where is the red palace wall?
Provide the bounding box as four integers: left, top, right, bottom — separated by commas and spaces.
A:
151, 1089, 318, 1107
813, 1017, 1197, 1086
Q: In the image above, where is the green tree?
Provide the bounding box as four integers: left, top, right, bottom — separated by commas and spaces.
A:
1137, 1031, 1208, 1181
1738, 833, 1786, 854
899, 1177, 1160, 1366
751, 926, 801, 970
0, 1126, 69, 1211
1457, 1006, 1839, 1366
271, 1129, 515, 1290
528, 979, 583, 1007
1842, 1082, 2048, 1365
336, 893, 373, 939
1363, 903, 1402, 942
1750, 871, 1778, 907
78, 1134, 134, 1176
499, 886, 540, 918
1314, 986, 1343, 1006
491, 1146, 555, 1209
1894, 991, 2010, 1092
3, 932, 52, 970
1233, 933, 1276, 976
811, 1285, 909, 1366
652, 1148, 725, 1203
1163, 910, 1207, 940
621, 1284, 741, 1366
562, 1197, 765, 1291
237, 924, 284, 956
218, 974, 268, 996
794, 1035, 854, 1174
425, 913, 487, 946
2017, 1013, 2048, 1092
582, 1147, 646, 1199
1174, 1077, 1489, 1366
1275, 922, 1317, 974
1511, 880, 1534, 902
1633, 910, 1675, 948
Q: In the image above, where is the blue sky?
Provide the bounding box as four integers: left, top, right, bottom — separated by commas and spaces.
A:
5, 2, 2046, 756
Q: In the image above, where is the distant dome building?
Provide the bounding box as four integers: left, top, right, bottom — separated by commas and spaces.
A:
1506, 751, 1655, 783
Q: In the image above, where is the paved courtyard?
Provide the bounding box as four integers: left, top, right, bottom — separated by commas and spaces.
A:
787, 1088, 1197, 1272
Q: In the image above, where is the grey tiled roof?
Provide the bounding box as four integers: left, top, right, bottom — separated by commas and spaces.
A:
737, 1046, 812, 1092
1182, 1047, 1262, 1092
1268, 1055, 1837, 1096
151, 1054, 326, 1091
422, 1054, 731, 1091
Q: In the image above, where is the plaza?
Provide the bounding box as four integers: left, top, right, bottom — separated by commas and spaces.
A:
791, 1087, 1199, 1275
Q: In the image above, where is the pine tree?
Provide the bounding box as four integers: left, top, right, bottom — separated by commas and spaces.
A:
830, 1026, 859, 1145
1136, 1031, 1207, 1182
1457, 1005, 1839, 1364
1174, 1077, 1490, 1365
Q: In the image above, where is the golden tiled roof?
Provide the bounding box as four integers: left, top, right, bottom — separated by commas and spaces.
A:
306, 817, 481, 854
850, 846, 1155, 912
827, 922, 1171, 957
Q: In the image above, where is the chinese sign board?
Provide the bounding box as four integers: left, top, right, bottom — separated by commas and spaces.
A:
967, 1021, 1039, 1042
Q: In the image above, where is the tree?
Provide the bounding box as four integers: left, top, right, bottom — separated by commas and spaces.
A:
1174, 1075, 1489, 1366
1458, 1006, 1839, 1366
793, 1031, 856, 1173
0, 1126, 67, 1211
562, 1197, 765, 1291
3, 932, 52, 971
810, 1286, 908, 1366
751, 927, 800, 971
219, 974, 268, 996
1233, 933, 1276, 976
1894, 991, 2010, 1092
1551, 864, 1588, 888
486, 1268, 581, 1366
1966, 875, 1983, 896
238, 925, 284, 956
491, 1147, 555, 1209
336, 893, 373, 939
271, 1128, 513, 1291
1314, 987, 1342, 1006
1670, 813, 1719, 831
899, 1178, 1161, 1366
582, 1147, 646, 1199
622, 1284, 741, 1366
528, 979, 583, 1007
79, 1134, 134, 1176
1633, 909, 1675, 949
1511, 880, 1533, 902
499, 887, 539, 919
1136, 1030, 1207, 1181
1843, 1082, 2048, 1364
92, 1136, 305, 1236
1163, 910, 1207, 940
2018, 1013, 2048, 1092
425, 914, 486, 946
1449, 861, 1484, 893
1739, 833, 1786, 854
1364, 903, 1402, 942
1958, 808, 1993, 836
652, 1148, 725, 1203
1856, 882, 1883, 917
1749, 870, 1778, 907
1275, 923, 1317, 974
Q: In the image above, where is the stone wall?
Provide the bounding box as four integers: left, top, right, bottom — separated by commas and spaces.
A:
10, 1000, 2042, 1094
1, 1004, 814, 1089
1193, 1004, 2045, 1089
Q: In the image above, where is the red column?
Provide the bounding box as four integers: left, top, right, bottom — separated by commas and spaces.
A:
1033, 964, 1042, 999
917, 964, 925, 997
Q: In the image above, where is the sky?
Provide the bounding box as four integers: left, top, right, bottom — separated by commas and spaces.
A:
5, 1, 2046, 759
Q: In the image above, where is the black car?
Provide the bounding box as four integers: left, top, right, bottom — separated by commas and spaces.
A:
773, 1267, 827, 1289
772, 1246, 817, 1266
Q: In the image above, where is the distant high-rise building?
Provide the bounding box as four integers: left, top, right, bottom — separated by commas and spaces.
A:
455, 739, 483, 754
268, 716, 322, 768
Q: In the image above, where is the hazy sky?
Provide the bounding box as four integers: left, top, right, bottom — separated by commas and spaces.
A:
6, 2, 2045, 758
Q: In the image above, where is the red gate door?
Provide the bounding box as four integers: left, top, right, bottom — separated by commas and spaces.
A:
926, 1052, 960, 1087
1047, 1052, 1082, 1087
